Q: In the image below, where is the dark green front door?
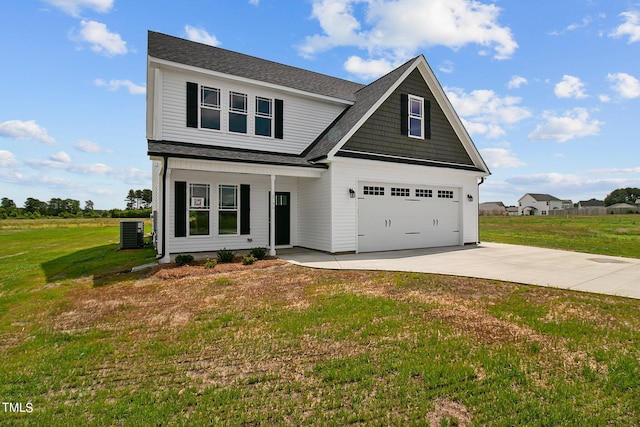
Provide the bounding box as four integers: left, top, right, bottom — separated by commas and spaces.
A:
269, 192, 290, 245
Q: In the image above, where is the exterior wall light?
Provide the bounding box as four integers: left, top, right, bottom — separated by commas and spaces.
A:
349, 188, 356, 198
467, 194, 473, 201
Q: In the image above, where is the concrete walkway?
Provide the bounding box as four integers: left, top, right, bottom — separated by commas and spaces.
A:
279, 243, 640, 300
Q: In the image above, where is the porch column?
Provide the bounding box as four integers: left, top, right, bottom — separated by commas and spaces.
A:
269, 174, 276, 256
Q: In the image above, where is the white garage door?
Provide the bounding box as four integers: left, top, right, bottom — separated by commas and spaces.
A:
357, 182, 460, 252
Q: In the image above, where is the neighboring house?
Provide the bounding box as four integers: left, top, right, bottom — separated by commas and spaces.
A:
146, 31, 490, 263
518, 193, 572, 216
506, 206, 519, 216
607, 203, 638, 214
479, 202, 507, 216
578, 198, 604, 208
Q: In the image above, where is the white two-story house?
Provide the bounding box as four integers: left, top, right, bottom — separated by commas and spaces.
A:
518, 193, 573, 216
146, 31, 490, 262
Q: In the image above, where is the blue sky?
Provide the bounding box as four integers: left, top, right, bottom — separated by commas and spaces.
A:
1, 0, 639, 209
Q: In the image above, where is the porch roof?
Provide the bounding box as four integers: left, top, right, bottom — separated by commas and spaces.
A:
148, 140, 327, 169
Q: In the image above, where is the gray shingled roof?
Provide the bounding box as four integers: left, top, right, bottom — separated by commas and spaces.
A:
148, 31, 363, 102
147, 140, 327, 169
527, 193, 561, 202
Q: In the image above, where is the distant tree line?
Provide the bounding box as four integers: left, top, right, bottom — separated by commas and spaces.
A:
0, 189, 152, 219
604, 187, 640, 206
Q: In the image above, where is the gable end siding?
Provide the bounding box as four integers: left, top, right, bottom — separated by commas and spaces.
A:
340, 69, 473, 166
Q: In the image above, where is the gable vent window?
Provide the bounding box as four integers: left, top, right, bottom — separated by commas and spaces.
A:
391, 187, 410, 197
438, 190, 454, 199
255, 96, 273, 137
363, 186, 384, 196
201, 86, 221, 130
415, 189, 432, 198
229, 92, 248, 134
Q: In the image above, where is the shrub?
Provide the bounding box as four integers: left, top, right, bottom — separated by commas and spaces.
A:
203, 257, 217, 269
250, 247, 267, 260
242, 254, 256, 265
217, 248, 235, 263
175, 254, 194, 266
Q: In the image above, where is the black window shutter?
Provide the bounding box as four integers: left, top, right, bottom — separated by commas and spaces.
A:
186, 82, 198, 128
240, 184, 250, 235
400, 93, 408, 136
175, 181, 187, 237
424, 99, 431, 139
274, 99, 284, 139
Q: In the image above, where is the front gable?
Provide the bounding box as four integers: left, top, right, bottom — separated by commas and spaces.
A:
338, 68, 474, 167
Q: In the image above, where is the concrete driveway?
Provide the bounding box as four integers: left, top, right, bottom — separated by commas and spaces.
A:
279, 243, 640, 300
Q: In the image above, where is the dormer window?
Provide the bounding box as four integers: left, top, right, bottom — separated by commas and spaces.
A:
408, 94, 424, 139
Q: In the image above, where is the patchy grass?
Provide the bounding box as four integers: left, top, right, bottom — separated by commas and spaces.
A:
2, 219, 640, 425
480, 215, 640, 258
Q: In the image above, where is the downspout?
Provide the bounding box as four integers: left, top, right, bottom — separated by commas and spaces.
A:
157, 155, 168, 260
477, 177, 485, 244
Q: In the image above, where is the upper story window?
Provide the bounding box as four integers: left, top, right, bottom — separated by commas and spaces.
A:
408, 94, 424, 139
200, 87, 221, 130
255, 96, 273, 137
187, 82, 283, 139
229, 92, 248, 134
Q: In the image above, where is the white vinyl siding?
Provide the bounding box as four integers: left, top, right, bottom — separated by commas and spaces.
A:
298, 171, 332, 252
159, 69, 347, 155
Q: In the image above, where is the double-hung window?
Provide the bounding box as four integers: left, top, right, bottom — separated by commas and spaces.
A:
218, 185, 238, 235
255, 96, 273, 137
200, 87, 221, 130
229, 92, 248, 134
408, 94, 424, 138
189, 184, 210, 235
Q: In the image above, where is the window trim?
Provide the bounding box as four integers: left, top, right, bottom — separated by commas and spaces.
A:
188, 183, 211, 236
200, 86, 221, 131
229, 92, 248, 134
408, 94, 424, 139
255, 96, 273, 138
218, 184, 239, 235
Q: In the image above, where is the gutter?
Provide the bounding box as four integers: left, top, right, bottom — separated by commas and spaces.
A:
477, 176, 485, 244
157, 155, 168, 260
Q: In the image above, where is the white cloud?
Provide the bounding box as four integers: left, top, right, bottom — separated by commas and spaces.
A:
438, 60, 454, 74
95, 78, 146, 95
73, 20, 127, 56
610, 11, 640, 43
507, 75, 527, 89
74, 139, 111, 153
184, 25, 221, 47
554, 75, 587, 99
42, 0, 113, 17
607, 72, 640, 99
0, 150, 19, 168
50, 151, 71, 163
26, 158, 113, 175
528, 108, 603, 143
567, 17, 592, 31
344, 56, 395, 80
0, 120, 56, 145
249, 0, 260, 5
479, 147, 525, 169
299, 0, 517, 78
446, 87, 531, 139
598, 94, 611, 103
